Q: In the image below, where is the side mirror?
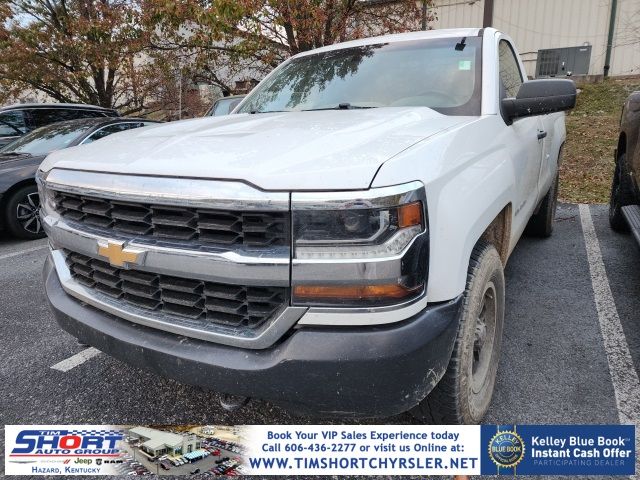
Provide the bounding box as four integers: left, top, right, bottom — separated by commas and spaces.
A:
627, 91, 640, 112
502, 79, 577, 123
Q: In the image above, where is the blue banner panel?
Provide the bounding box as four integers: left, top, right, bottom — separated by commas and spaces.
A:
480, 425, 635, 476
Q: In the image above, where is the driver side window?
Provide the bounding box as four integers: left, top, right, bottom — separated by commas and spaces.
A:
498, 40, 524, 99
0, 111, 26, 137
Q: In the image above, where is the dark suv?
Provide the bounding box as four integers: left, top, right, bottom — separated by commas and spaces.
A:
609, 91, 640, 245
0, 103, 119, 147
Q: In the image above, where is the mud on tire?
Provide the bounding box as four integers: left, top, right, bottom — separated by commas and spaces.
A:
411, 241, 505, 424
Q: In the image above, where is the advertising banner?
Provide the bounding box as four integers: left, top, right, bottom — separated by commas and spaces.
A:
4, 424, 636, 476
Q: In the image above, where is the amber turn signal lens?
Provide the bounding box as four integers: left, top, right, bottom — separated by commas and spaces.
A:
398, 201, 423, 228
294, 284, 423, 300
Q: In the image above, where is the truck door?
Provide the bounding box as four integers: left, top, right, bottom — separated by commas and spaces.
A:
536, 112, 559, 204
498, 39, 544, 228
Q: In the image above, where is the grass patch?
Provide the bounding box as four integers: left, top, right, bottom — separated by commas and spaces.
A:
560, 78, 640, 204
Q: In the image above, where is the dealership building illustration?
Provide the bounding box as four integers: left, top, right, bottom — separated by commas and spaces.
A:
128, 427, 202, 457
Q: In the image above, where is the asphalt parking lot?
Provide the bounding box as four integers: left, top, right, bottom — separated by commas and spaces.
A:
1, 203, 639, 479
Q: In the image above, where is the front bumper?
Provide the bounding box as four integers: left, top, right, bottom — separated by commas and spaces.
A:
45, 256, 462, 417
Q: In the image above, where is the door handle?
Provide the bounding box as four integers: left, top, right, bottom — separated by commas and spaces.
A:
537, 130, 548, 140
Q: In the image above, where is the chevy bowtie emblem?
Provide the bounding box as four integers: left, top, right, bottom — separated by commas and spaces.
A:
97, 240, 145, 268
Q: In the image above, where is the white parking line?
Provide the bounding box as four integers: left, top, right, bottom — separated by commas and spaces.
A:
579, 204, 640, 478
50, 347, 101, 372
0, 244, 48, 261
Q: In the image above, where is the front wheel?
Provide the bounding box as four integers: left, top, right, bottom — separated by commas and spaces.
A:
411, 242, 505, 424
4, 185, 45, 240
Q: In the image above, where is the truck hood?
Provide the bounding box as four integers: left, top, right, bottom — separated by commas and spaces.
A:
41, 108, 473, 190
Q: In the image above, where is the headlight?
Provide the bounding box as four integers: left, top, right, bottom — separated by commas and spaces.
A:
35, 169, 55, 215
294, 202, 423, 259
291, 182, 428, 307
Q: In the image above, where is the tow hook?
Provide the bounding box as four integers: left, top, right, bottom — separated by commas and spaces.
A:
219, 394, 250, 412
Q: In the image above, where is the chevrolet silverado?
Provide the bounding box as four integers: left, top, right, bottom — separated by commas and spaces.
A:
39, 28, 576, 423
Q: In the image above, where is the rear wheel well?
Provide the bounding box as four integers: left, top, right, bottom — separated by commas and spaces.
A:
479, 204, 512, 265
617, 133, 627, 160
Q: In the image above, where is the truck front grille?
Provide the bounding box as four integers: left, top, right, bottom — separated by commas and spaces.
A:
65, 250, 287, 329
53, 191, 289, 248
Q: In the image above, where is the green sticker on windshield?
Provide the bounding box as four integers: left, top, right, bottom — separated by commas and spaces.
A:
459, 60, 471, 70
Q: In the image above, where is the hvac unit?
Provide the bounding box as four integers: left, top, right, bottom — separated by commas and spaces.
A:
536, 46, 592, 77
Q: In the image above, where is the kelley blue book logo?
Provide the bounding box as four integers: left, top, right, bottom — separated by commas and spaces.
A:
488, 430, 525, 469
480, 425, 635, 476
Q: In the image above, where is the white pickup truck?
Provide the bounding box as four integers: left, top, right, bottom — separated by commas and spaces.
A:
38, 27, 576, 423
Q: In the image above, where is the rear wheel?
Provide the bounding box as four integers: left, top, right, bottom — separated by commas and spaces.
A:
609, 153, 634, 232
525, 171, 559, 238
411, 242, 505, 424
4, 185, 45, 240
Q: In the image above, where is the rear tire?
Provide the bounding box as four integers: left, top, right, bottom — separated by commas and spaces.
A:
411, 242, 505, 424
609, 153, 634, 232
4, 185, 45, 240
525, 171, 559, 238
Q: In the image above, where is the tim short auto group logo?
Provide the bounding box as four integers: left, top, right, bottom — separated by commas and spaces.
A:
7, 427, 124, 474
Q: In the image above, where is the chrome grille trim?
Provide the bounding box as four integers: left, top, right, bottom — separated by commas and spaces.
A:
44, 169, 290, 211
50, 249, 306, 349
42, 213, 290, 286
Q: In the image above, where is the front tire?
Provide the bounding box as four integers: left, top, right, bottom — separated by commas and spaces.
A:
411, 242, 505, 424
4, 185, 45, 240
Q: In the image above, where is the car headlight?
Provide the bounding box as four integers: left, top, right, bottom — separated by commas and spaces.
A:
35, 169, 55, 215
293, 201, 423, 259
291, 181, 428, 307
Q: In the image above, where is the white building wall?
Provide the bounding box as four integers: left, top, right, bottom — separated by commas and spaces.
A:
610, 0, 640, 75
432, 0, 640, 78
431, 0, 484, 29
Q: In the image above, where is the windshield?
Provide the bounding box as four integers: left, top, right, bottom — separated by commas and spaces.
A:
238, 37, 482, 116
0, 122, 94, 156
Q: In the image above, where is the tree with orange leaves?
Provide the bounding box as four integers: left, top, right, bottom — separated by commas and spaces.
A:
0, 0, 158, 113
144, 0, 435, 95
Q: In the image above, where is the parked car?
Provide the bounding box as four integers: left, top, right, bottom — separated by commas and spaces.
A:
0, 116, 158, 239
40, 28, 575, 423
205, 95, 245, 116
0, 103, 119, 148
160, 461, 171, 470
609, 90, 640, 245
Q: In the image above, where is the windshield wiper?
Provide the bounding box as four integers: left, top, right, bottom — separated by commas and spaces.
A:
250, 103, 376, 114
303, 103, 377, 111
0, 151, 31, 157
249, 110, 288, 114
